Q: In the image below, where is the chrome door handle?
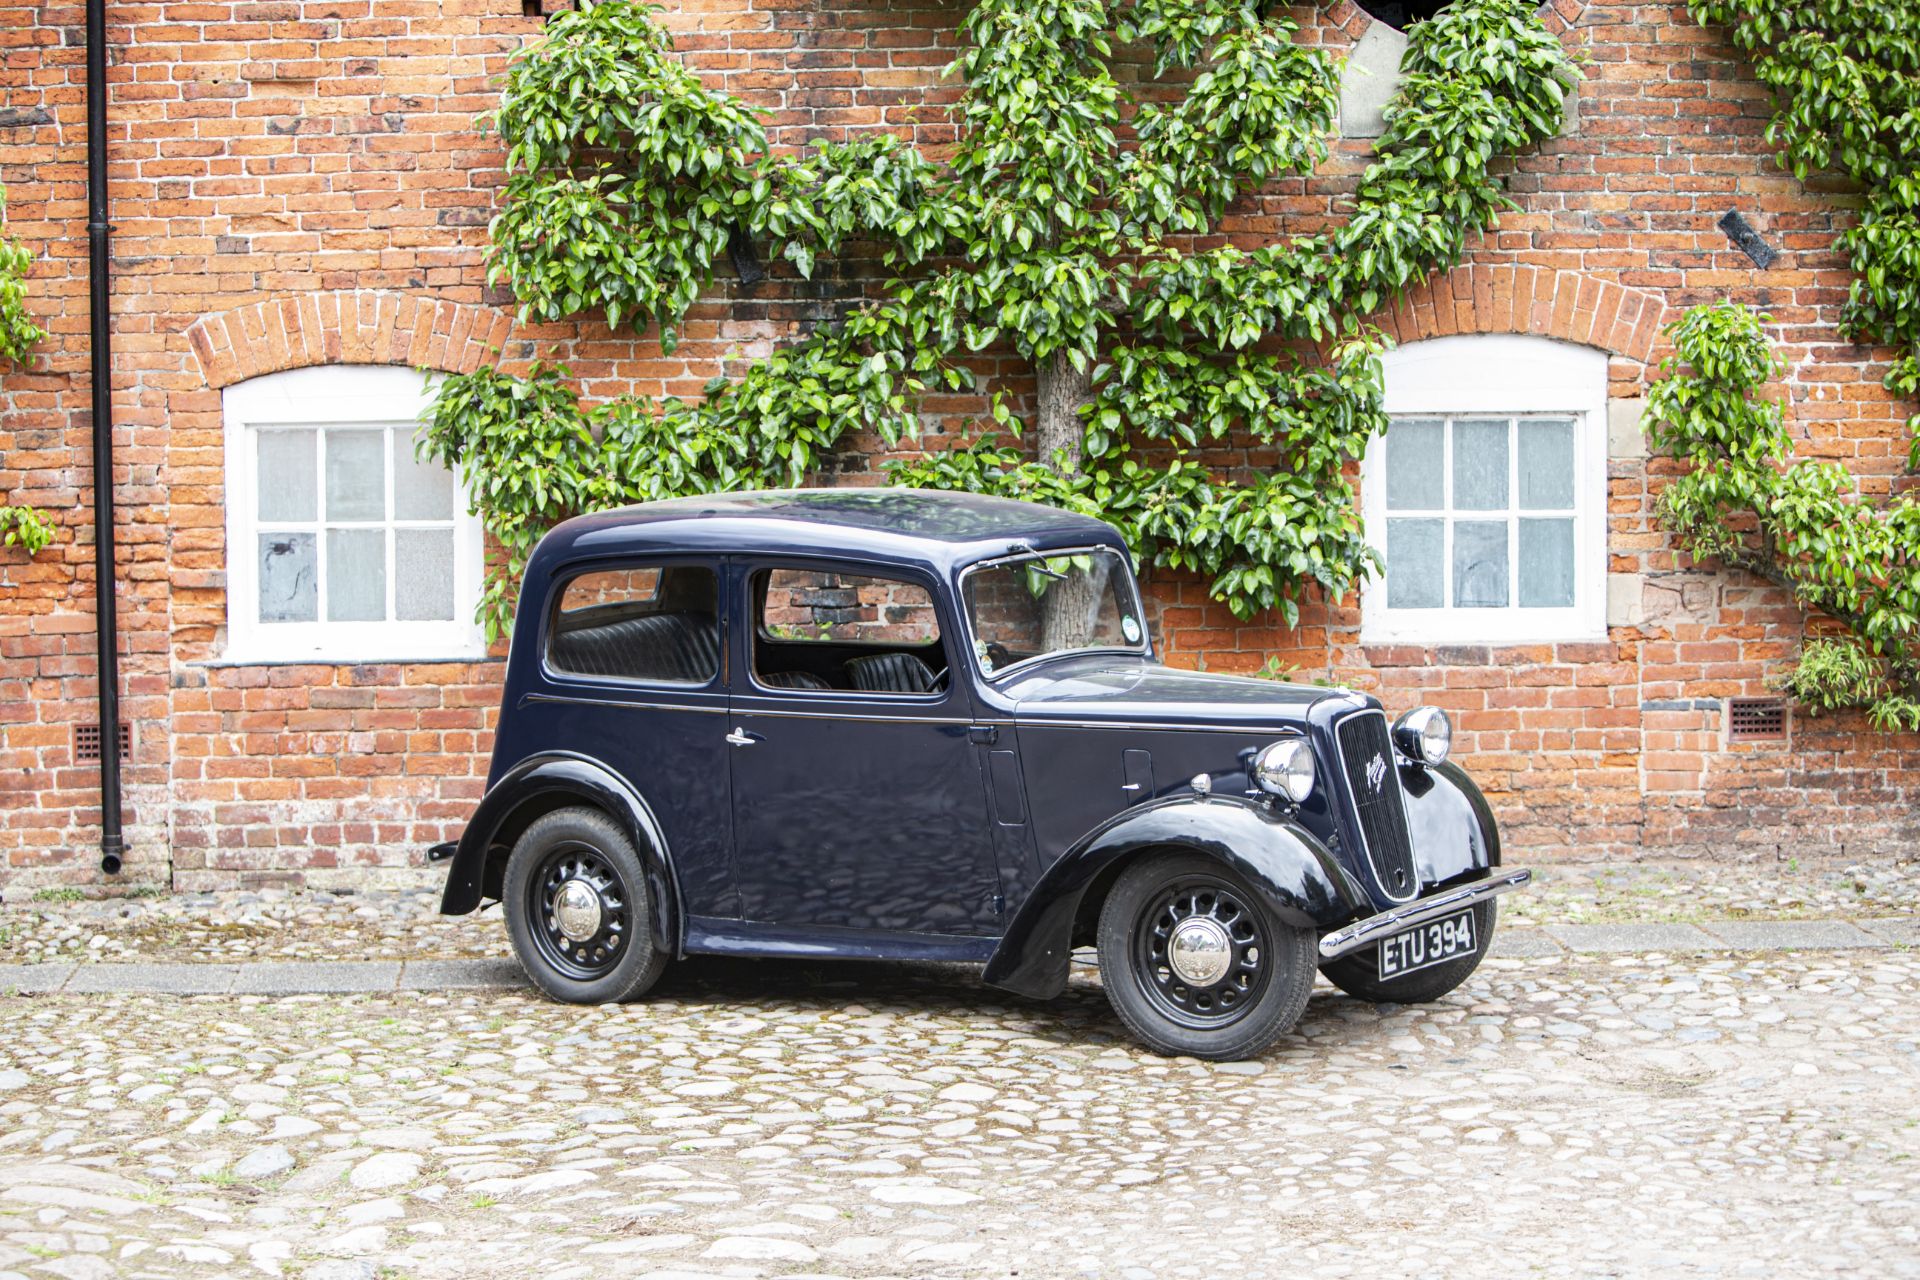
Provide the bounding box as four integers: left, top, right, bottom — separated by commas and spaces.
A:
725, 727, 756, 747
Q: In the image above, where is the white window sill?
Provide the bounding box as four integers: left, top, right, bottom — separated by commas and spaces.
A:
200, 650, 498, 668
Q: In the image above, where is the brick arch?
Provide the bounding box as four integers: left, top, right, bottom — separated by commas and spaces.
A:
1375, 265, 1667, 365
185, 291, 517, 391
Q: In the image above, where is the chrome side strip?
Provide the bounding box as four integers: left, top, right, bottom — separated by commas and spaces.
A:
1317, 868, 1533, 961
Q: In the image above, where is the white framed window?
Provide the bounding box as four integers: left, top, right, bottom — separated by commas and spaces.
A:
222, 366, 485, 663
1362, 335, 1608, 644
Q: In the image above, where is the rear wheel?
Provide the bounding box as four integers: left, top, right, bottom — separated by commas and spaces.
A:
1320, 900, 1496, 1004
504, 807, 668, 1004
1096, 852, 1317, 1060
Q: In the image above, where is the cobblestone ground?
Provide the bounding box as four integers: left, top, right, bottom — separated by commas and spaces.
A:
4, 855, 1916, 968
2, 949, 1916, 1279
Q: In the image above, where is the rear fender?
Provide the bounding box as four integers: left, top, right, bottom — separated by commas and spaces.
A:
436, 752, 680, 955
981, 796, 1370, 1000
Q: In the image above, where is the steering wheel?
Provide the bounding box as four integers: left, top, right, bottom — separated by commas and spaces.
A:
928, 665, 951, 693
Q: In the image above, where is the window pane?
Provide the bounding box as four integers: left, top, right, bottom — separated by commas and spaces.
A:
761, 569, 941, 645
256, 430, 316, 522
760, 567, 950, 695
548, 565, 719, 684
327, 528, 387, 622
960, 549, 1141, 679
325, 430, 386, 521
1385, 419, 1443, 510
393, 429, 454, 521
1452, 520, 1509, 608
395, 529, 455, 621
1385, 518, 1443, 608
1452, 418, 1509, 511
1518, 518, 1575, 608
1519, 418, 1575, 509
258, 532, 317, 623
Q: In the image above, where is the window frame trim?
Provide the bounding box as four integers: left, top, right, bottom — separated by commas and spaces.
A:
1361, 335, 1609, 645
221, 366, 487, 664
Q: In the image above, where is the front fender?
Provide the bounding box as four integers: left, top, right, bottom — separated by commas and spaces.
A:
436, 752, 680, 955
981, 796, 1371, 1000
1399, 759, 1501, 886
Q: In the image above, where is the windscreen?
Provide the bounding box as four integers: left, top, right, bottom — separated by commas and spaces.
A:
963, 547, 1146, 676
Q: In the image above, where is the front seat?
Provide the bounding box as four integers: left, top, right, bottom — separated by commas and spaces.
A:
844, 651, 938, 694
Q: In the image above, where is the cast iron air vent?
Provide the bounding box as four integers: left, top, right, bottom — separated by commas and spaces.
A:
1726, 697, 1787, 743
76, 722, 131, 761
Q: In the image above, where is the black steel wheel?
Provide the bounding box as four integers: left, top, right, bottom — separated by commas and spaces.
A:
1097, 852, 1316, 1060
503, 807, 668, 1004
1132, 877, 1272, 1030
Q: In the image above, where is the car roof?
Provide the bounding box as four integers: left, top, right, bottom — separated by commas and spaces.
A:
532, 488, 1131, 576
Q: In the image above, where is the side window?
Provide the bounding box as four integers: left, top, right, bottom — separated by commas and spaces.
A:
547, 564, 720, 684
753, 568, 946, 695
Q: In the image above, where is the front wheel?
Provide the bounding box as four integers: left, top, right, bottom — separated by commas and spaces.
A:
503, 807, 669, 1004
1096, 853, 1317, 1060
1320, 900, 1496, 1004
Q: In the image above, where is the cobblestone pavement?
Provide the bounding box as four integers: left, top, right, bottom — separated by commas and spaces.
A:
2, 948, 1916, 1280
5, 854, 1915, 969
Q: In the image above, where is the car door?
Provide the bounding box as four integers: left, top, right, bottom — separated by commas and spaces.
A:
535, 558, 738, 918
723, 558, 1002, 936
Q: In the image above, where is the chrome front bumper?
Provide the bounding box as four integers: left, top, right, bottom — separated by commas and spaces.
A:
1317, 867, 1533, 962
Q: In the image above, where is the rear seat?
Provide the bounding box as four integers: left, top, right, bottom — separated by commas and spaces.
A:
550, 612, 719, 683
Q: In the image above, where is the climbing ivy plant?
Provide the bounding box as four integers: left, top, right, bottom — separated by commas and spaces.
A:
1689, 0, 1920, 463
426, 0, 1578, 638
0, 182, 52, 556
1649, 301, 1920, 730
0, 183, 41, 368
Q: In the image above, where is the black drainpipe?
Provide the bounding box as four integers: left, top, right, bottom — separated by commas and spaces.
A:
87, 0, 124, 876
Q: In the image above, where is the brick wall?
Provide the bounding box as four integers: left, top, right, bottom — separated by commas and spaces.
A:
0, 0, 1914, 889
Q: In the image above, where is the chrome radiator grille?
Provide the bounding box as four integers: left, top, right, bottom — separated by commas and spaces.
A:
1335, 711, 1417, 900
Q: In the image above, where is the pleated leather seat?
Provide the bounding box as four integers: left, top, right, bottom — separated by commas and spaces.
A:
550, 613, 719, 683
759, 670, 831, 691
844, 651, 938, 694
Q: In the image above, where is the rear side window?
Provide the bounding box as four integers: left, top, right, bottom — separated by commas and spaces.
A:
547, 564, 720, 685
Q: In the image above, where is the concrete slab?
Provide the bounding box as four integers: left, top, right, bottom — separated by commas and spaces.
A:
1856, 917, 1920, 946
0, 964, 75, 995
230, 961, 401, 994
1491, 929, 1564, 958
400, 959, 526, 990
1545, 923, 1724, 954
1702, 920, 1885, 951
66, 965, 239, 995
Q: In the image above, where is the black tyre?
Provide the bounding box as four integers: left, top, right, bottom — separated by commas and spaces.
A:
503, 807, 669, 1004
1320, 900, 1496, 1004
1096, 852, 1317, 1061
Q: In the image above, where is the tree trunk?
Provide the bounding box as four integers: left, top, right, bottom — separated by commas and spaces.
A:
1035, 351, 1101, 654
1036, 349, 1092, 475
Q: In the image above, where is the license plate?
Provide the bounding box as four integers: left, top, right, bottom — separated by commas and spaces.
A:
1378, 909, 1476, 978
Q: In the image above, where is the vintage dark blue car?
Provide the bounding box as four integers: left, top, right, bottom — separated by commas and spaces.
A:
434, 489, 1530, 1059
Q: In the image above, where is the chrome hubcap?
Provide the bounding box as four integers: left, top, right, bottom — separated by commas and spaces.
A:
552, 879, 603, 942
1167, 917, 1233, 986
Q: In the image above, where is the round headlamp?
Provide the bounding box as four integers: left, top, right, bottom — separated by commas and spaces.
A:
1252, 738, 1315, 803
1392, 706, 1452, 766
